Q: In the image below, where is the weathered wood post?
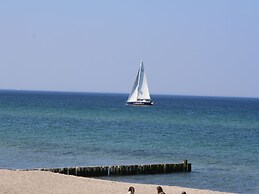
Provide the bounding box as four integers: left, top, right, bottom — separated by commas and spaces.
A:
183, 160, 188, 172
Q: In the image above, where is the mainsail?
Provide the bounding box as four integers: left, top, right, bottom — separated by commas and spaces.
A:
127, 61, 153, 105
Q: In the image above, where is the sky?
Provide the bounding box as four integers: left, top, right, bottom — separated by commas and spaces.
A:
0, 0, 259, 98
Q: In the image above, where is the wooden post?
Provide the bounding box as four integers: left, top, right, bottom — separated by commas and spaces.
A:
183, 160, 188, 172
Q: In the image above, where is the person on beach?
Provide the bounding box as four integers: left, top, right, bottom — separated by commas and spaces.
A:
157, 186, 166, 194
127, 186, 135, 194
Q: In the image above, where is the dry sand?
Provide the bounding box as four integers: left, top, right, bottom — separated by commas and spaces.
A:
0, 169, 233, 194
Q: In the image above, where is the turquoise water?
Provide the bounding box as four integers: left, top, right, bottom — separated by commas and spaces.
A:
0, 90, 258, 193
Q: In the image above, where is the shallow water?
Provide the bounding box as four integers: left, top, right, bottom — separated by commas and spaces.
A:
0, 90, 258, 193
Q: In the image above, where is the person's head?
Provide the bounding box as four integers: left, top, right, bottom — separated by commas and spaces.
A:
182, 192, 186, 194
157, 186, 163, 193
128, 186, 135, 193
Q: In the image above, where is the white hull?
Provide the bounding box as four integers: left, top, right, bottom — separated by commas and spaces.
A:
126, 100, 154, 106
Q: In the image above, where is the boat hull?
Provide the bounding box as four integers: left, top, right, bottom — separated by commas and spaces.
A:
126, 101, 154, 106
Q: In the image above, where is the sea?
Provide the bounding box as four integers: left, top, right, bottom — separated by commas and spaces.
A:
0, 90, 258, 194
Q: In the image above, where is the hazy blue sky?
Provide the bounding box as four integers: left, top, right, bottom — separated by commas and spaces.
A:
0, 1, 258, 97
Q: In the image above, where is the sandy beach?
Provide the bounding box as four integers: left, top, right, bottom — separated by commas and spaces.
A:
0, 169, 233, 194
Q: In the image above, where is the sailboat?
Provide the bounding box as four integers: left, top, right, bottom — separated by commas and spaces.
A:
126, 61, 154, 105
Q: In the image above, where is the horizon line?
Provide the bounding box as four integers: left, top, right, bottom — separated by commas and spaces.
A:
0, 88, 258, 100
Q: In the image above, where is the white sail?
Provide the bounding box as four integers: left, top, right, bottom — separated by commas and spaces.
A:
137, 62, 151, 100
127, 61, 153, 105
127, 68, 140, 102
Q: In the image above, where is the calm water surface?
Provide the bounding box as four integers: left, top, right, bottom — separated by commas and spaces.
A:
0, 90, 258, 193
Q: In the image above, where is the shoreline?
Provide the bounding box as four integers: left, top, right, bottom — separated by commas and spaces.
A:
0, 169, 233, 194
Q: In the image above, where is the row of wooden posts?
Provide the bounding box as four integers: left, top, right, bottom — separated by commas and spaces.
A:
31, 160, 191, 177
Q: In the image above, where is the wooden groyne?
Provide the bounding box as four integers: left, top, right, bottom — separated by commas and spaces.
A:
30, 160, 191, 177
